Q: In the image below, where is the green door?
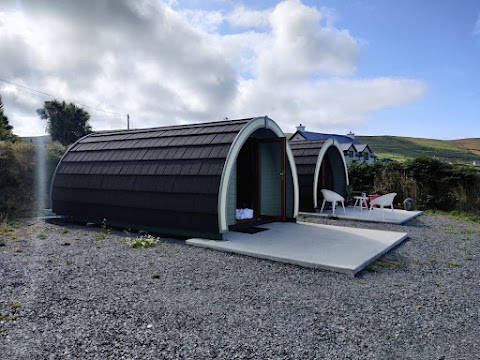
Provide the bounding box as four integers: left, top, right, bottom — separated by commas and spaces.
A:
259, 138, 286, 220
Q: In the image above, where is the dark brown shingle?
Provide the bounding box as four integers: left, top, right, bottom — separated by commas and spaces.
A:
51, 118, 253, 237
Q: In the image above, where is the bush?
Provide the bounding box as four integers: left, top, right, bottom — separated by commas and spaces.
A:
348, 161, 382, 194
0, 141, 35, 220
348, 158, 480, 212
0, 140, 66, 220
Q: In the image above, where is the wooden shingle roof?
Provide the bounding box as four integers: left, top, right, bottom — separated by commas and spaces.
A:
289, 139, 328, 174
51, 118, 253, 238
289, 138, 348, 212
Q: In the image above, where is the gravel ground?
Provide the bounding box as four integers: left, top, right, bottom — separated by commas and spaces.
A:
1, 213, 479, 359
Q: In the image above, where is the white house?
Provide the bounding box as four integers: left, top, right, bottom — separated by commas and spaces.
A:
290, 125, 376, 164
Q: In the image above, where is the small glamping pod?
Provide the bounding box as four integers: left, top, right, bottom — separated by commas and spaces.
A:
289, 139, 348, 212
51, 117, 299, 239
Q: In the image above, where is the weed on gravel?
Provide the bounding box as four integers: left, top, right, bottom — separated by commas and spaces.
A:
127, 234, 159, 248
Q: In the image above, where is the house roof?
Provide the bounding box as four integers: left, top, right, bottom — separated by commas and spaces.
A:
328, 142, 377, 155
291, 130, 360, 144
353, 143, 368, 152
353, 144, 376, 156
340, 143, 356, 151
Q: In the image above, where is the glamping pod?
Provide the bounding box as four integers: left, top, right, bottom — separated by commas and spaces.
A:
51, 117, 299, 239
289, 139, 348, 212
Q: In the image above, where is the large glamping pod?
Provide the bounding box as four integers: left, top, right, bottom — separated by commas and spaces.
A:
289, 139, 348, 212
51, 117, 299, 239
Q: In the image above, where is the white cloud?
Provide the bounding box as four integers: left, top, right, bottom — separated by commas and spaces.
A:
178, 9, 224, 33
474, 13, 480, 36
1, 0, 238, 133
0, 0, 426, 137
254, 0, 358, 83
227, 5, 270, 29
231, 77, 426, 133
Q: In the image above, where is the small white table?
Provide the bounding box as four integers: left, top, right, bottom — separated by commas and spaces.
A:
353, 196, 369, 210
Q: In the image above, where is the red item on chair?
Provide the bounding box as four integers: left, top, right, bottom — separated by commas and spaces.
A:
368, 194, 380, 208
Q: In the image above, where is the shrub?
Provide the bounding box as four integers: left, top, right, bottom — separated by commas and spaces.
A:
348, 157, 480, 212
0, 140, 66, 220
0, 141, 35, 220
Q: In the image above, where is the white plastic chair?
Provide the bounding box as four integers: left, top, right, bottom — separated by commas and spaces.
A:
320, 189, 346, 216
368, 193, 397, 219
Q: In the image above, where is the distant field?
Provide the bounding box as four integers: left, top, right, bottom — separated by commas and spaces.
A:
356, 136, 480, 164
452, 138, 480, 156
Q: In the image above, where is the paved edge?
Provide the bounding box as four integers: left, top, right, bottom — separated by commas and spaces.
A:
186, 231, 409, 277
186, 238, 357, 275
299, 210, 423, 225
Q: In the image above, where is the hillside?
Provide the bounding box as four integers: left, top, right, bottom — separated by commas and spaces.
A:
452, 138, 480, 157
356, 136, 480, 164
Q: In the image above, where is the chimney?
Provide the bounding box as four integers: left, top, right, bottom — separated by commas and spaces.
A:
296, 124, 306, 132
346, 131, 355, 140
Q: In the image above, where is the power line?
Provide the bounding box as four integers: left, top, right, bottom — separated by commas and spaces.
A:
0, 78, 126, 116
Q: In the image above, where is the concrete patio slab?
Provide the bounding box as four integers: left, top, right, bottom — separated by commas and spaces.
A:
186, 221, 408, 276
300, 206, 422, 225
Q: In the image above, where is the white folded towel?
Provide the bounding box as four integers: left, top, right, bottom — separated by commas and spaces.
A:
236, 208, 254, 220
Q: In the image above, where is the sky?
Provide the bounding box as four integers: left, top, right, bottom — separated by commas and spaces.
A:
0, 0, 479, 140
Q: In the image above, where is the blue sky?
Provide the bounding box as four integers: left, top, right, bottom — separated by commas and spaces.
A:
329, 0, 480, 139
1, 0, 479, 139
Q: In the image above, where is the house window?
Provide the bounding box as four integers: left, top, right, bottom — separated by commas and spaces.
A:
364, 152, 369, 161
348, 151, 353, 158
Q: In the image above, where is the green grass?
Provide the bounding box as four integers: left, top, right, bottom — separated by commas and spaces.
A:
0, 222, 15, 235
94, 232, 108, 240
0, 313, 21, 321
357, 136, 480, 164
452, 138, 480, 156
0, 300, 23, 321
426, 210, 480, 224
447, 261, 463, 268
364, 257, 404, 272
11, 300, 22, 310
36, 232, 47, 240
94, 218, 110, 240
449, 211, 480, 223
371, 258, 404, 269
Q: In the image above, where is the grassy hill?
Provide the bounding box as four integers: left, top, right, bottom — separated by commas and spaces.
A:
452, 138, 480, 157
356, 136, 480, 164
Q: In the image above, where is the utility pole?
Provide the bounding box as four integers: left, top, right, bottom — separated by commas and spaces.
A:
127, 114, 130, 130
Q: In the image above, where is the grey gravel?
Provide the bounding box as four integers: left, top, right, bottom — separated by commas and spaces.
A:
1, 214, 479, 359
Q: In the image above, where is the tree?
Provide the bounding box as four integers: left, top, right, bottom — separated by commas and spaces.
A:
0, 94, 17, 142
37, 100, 92, 146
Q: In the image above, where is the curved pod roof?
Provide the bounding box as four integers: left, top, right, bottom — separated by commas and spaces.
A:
51, 117, 298, 239
290, 138, 349, 212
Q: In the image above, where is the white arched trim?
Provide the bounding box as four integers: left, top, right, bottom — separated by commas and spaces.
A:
49, 133, 94, 211
312, 139, 349, 209
285, 140, 300, 218
218, 116, 299, 233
